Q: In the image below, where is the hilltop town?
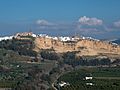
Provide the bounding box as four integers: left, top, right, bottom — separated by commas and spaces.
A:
1, 32, 120, 58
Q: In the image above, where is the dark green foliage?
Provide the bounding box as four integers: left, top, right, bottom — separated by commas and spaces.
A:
59, 67, 120, 90
40, 49, 59, 60
49, 67, 60, 75
62, 52, 76, 60
0, 39, 37, 57
62, 52, 80, 67
99, 58, 111, 65
112, 59, 120, 64
0, 81, 18, 88
62, 52, 111, 66
41, 74, 51, 83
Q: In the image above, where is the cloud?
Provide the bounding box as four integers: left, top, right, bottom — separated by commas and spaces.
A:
35, 17, 104, 36
114, 20, 120, 28
33, 17, 120, 38
77, 16, 105, 35
36, 19, 54, 26
78, 16, 103, 26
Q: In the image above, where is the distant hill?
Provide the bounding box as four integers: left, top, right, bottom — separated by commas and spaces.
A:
112, 39, 120, 45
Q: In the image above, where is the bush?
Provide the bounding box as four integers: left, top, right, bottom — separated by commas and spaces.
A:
40, 49, 59, 60
0, 39, 37, 57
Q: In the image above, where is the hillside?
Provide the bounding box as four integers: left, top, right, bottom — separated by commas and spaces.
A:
34, 36, 120, 56
0, 32, 120, 89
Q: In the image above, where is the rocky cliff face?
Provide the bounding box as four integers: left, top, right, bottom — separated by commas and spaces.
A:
34, 37, 120, 56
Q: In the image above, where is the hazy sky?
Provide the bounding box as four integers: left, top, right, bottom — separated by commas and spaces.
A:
0, 0, 120, 39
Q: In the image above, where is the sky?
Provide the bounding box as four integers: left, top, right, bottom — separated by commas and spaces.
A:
0, 0, 120, 39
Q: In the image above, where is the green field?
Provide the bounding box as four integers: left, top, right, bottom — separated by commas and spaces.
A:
0, 81, 18, 88
58, 67, 120, 90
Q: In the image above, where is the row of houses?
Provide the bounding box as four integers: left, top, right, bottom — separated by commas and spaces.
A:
0, 36, 13, 41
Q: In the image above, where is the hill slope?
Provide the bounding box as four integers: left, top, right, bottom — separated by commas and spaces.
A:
34, 36, 120, 56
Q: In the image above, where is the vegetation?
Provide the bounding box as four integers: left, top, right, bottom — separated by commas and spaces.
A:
40, 49, 60, 60
0, 48, 56, 89
58, 67, 120, 90
0, 39, 37, 57
62, 52, 111, 67
0, 38, 120, 90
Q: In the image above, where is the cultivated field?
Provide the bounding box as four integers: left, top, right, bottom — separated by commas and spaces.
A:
58, 67, 120, 90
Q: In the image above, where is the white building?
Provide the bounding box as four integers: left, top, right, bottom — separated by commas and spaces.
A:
59, 37, 71, 41
59, 81, 67, 87
59, 81, 70, 87
0, 36, 14, 41
85, 76, 93, 80
86, 83, 94, 86
32, 33, 37, 37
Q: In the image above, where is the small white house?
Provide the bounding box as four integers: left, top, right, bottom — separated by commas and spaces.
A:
59, 81, 70, 87
85, 76, 93, 80
86, 83, 94, 86
0, 36, 14, 41
59, 81, 67, 87
16, 65, 20, 68
32, 34, 37, 37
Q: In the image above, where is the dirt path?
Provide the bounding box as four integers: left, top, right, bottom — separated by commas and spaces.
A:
51, 70, 71, 90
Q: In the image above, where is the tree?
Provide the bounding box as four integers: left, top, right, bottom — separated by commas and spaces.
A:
40, 50, 59, 60
99, 58, 111, 65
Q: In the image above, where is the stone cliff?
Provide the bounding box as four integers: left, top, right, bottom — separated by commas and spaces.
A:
34, 37, 120, 56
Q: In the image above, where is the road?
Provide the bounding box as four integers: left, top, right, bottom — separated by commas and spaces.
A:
52, 73, 63, 90
51, 70, 72, 90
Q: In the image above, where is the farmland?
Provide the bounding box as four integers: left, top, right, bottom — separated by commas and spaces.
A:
58, 67, 120, 90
